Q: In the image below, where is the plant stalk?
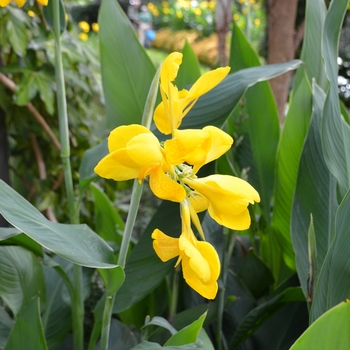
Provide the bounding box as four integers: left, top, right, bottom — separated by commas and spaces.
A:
52, 3, 84, 350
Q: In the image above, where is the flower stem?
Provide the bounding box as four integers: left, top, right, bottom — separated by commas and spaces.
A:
52, 4, 83, 350
99, 61, 160, 350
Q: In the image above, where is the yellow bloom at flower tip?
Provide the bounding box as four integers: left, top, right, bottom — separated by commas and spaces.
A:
27, 9, 35, 17
152, 201, 220, 299
154, 52, 230, 135
92, 23, 99, 32
78, 33, 89, 42
94, 125, 186, 203
0, 0, 47, 7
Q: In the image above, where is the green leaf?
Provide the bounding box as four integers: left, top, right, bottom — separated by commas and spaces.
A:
175, 41, 201, 90
271, 75, 313, 271
130, 341, 205, 349
165, 312, 207, 347
292, 0, 327, 91
310, 189, 350, 322
42, 0, 66, 34
290, 301, 350, 349
0, 180, 116, 268
291, 83, 337, 298
143, 316, 178, 336
6, 8, 28, 56
99, 266, 125, 297
99, 0, 156, 129
79, 139, 108, 189
0, 233, 44, 258
90, 183, 125, 244
42, 262, 72, 350
0, 246, 45, 317
170, 60, 302, 133
237, 251, 274, 299
321, 0, 350, 198
0, 307, 13, 349
113, 200, 181, 313
4, 297, 48, 350
229, 24, 280, 225
15, 72, 38, 106
229, 287, 305, 349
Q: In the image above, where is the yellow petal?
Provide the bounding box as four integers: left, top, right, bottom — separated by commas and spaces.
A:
94, 150, 140, 181
0, 0, 12, 6
160, 52, 183, 94
126, 133, 163, 167
179, 235, 220, 299
185, 175, 260, 230
36, 0, 48, 5
193, 126, 233, 173
13, 0, 25, 6
149, 166, 186, 202
189, 193, 209, 212
108, 124, 152, 153
152, 229, 180, 262
153, 101, 172, 135
186, 67, 230, 101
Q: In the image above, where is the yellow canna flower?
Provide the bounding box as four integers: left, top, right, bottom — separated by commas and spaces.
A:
154, 52, 230, 135
78, 33, 89, 42
94, 125, 186, 202
194, 7, 202, 16
152, 200, 220, 299
184, 175, 260, 230
27, 9, 35, 17
164, 125, 233, 173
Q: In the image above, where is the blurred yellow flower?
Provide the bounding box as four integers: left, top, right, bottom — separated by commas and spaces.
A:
78, 33, 89, 41
0, 0, 47, 7
208, 1, 215, 11
194, 7, 202, 16
233, 13, 239, 21
238, 0, 245, 3
92, 22, 99, 32
162, 7, 170, 14
161, 0, 169, 6
176, 10, 183, 18
27, 9, 35, 17
200, 1, 208, 9
147, 2, 155, 10
152, 8, 159, 16
78, 21, 90, 33
254, 18, 261, 26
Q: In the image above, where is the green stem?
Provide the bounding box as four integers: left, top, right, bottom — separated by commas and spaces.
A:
169, 267, 180, 322
52, 4, 83, 350
99, 60, 160, 350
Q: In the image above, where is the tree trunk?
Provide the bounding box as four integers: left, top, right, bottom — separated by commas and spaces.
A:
267, 0, 299, 123
216, 0, 233, 67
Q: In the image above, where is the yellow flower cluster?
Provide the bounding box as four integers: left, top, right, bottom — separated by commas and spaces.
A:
78, 21, 99, 42
95, 53, 260, 299
0, 0, 47, 7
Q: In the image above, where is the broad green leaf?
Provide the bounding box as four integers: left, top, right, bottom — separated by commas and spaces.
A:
113, 201, 181, 313
291, 83, 337, 298
42, 262, 72, 350
271, 75, 312, 270
0, 233, 44, 258
291, 301, 350, 349
0, 307, 13, 349
229, 23, 279, 225
237, 252, 274, 299
90, 183, 124, 244
169, 60, 302, 133
15, 73, 38, 106
164, 312, 206, 346
4, 297, 48, 350
6, 8, 28, 56
292, 0, 327, 91
175, 41, 201, 90
98, 319, 139, 350
0, 246, 45, 317
143, 316, 177, 336
79, 139, 108, 189
229, 287, 305, 349
99, 266, 125, 297
42, 0, 66, 34
0, 180, 116, 268
99, 0, 156, 129
0, 227, 20, 240
310, 189, 350, 322
321, 0, 350, 198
